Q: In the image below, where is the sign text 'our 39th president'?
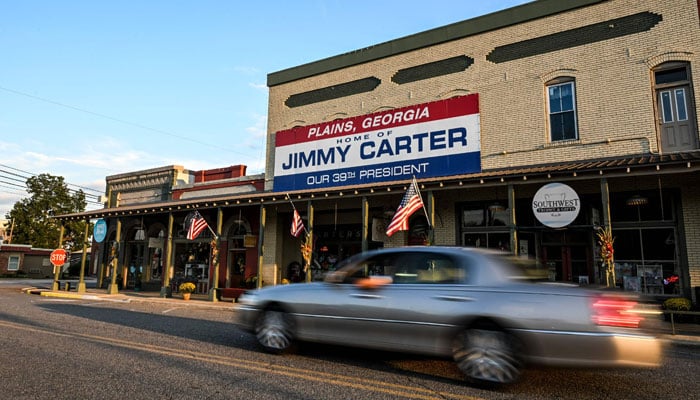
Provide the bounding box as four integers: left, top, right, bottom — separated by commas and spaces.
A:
273, 94, 481, 191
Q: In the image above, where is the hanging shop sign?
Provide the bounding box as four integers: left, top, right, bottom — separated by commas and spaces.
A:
273, 94, 481, 191
532, 183, 581, 228
93, 219, 107, 243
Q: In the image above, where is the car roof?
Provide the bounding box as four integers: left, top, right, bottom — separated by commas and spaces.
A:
347, 246, 517, 285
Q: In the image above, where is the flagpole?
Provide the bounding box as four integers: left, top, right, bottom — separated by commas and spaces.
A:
412, 177, 432, 229
286, 193, 309, 236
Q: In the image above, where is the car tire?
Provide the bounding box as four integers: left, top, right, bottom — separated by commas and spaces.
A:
255, 308, 294, 353
452, 327, 521, 386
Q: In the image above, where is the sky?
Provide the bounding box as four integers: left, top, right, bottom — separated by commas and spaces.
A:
0, 0, 531, 217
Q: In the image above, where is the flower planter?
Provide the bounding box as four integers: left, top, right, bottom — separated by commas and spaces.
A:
182, 292, 191, 301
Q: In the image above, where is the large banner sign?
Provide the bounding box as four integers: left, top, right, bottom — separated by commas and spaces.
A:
273, 94, 481, 191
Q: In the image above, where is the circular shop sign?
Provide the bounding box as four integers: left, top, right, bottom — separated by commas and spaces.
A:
93, 219, 107, 243
532, 183, 581, 228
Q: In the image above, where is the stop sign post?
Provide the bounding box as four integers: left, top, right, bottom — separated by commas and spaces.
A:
51, 248, 67, 290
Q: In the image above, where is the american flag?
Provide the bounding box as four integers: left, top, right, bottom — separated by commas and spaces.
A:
386, 179, 424, 237
290, 209, 305, 237
186, 211, 209, 240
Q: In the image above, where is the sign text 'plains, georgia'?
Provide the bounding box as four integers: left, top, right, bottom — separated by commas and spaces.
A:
272, 95, 481, 191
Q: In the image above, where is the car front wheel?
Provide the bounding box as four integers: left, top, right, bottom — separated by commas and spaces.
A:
255, 308, 294, 353
452, 327, 521, 386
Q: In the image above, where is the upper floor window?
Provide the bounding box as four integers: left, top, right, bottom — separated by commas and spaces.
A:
547, 79, 578, 141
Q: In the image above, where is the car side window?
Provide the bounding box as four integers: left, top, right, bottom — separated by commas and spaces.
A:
338, 252, 467, 285
344, 254, 398, 283
415, 254, 465, 284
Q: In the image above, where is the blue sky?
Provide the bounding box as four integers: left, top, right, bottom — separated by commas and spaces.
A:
0, 0, 530, 216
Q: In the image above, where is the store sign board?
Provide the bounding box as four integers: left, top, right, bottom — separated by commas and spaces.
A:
93, 219, 107, 243
148, 237, 164, 248
532, 183, 581, 228
273, 95, 481, 191
244, 235, 257, 248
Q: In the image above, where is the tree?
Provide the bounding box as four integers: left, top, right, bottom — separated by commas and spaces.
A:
5, 174, 89, 251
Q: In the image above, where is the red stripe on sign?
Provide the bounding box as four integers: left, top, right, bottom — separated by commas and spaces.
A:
275, 94, 479, 147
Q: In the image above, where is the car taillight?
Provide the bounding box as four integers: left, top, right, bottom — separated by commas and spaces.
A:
591, 297, 643, 328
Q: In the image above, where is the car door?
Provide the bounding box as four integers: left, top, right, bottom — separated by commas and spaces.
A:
303, 252, 400, 347
378, 251, 480, 355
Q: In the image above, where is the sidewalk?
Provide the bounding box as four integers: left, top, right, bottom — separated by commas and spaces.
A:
22, 285, 700, 345
23, 286, 239, 311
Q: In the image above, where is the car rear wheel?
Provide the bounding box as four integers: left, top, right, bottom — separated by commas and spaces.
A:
452, 327, 521, 385
255, 308, 294, 353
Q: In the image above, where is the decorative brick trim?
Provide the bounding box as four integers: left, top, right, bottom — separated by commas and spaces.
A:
645, 51, 694, 68
540, 68, 579, 84
487, 12, 663, 63
285, 77, 381, 108
391, 55, 474, 84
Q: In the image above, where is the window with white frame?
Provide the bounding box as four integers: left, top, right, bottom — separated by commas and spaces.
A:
547, 79, 578, 141
8, 255, 20, 271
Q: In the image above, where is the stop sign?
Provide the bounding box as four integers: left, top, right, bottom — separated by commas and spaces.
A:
50, 249, 67, 267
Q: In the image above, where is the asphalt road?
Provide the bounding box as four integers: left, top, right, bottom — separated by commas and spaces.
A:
0, 281, 698, 400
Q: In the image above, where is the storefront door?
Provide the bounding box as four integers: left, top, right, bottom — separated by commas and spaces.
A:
540, 230, 592, 283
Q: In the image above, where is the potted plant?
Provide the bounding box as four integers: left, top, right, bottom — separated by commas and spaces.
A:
662, 297, 692, 322
179, 282, 196, 300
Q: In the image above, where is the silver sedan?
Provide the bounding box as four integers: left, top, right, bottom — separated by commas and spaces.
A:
236, 246, 663, 386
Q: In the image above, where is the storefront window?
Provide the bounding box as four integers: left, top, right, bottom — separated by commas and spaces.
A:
613, 227, 678, 295
312, 224, 366, 281
610, 189, 675, 222
461, 202, 508, 227
173, 241, 211, 292
460, 201, 510, 251
463, 232, 510, 251
610, 188, 679, 295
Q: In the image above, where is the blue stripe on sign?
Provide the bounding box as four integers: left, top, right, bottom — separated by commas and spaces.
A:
273, 152, 481, 191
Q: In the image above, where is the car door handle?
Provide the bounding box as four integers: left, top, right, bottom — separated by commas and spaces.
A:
433, 295, 475, 302
350, 294, 384, 299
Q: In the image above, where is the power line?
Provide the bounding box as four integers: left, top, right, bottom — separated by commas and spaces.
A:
0, 184, 28, 195
0, 85, 253, 157
0, 163, 104, 195
0, 172, 27, 185
0, 179, 27, 190
0, 176, 101, 202
0, 174, 103, 208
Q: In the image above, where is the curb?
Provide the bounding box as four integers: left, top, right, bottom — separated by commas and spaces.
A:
24, 288, 238, 311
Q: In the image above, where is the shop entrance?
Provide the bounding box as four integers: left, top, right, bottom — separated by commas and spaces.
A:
540, 230, 592, 283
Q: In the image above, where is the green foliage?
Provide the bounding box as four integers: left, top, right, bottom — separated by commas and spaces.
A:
5, 174, 89, 251
663, 297, 692, 311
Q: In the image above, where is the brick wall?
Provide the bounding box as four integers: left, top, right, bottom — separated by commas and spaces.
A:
264, 0, 700, 296
266, 0, 700, 186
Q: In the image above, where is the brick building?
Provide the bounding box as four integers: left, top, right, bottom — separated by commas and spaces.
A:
262, 0, 700, 300
57, 0, 700, 302
0, 244, 52, 277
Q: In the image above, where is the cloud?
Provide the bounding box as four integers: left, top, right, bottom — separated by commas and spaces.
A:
249, 82, 268, 91
246, 113, 267, 138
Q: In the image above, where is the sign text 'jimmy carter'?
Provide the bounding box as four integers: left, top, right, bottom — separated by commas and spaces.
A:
273, 95, 481, 191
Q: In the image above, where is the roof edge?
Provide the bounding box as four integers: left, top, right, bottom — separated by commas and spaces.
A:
267, 0, 606, 86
